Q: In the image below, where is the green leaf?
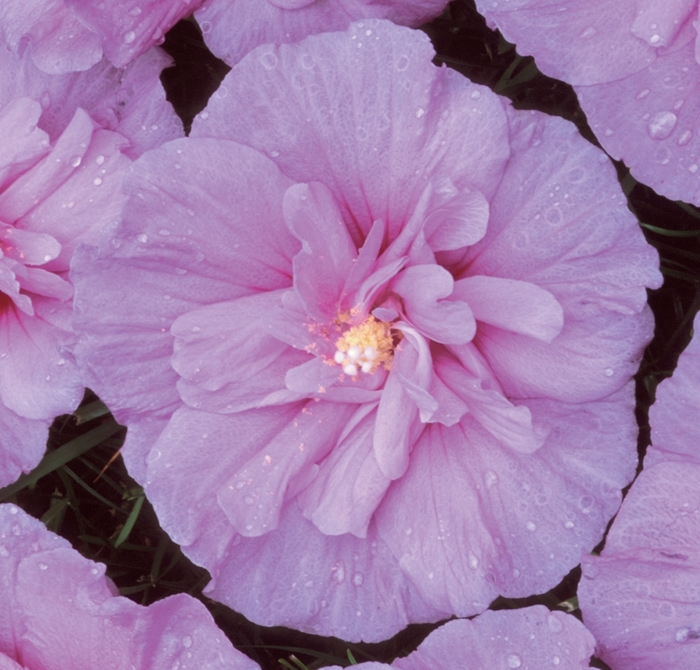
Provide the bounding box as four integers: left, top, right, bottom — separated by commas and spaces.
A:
73, 399, 112, 425
0, 420, 123, 501
641, 223, 700, 237
114, 494, 145, 548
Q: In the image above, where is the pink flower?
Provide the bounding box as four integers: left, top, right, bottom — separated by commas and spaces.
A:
0, 503, 259, 670
328, 606, 595, 669
478, 0, 700, 205
1, 0, 206, 74
0, 44, 181, 487
194, 0, 450, 66
72, 20, 661, 641
578, 311, 700, 669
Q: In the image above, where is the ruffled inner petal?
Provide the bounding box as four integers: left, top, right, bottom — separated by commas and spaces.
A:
298, 402, 392, 538
392, 265, 476, 344
284, 181, 357, 320
454, 275, 564, 343
217, 401, 356, 536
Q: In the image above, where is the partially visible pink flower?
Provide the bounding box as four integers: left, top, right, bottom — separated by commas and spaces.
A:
0, 0, 206, 74
72, 20, 660, 641
578, 463, 700, 669
478, 1, 700, 205
0, 45, 182, 487
579, 311, 700, 669
194, 0, 449, 66
327, 606, 595, 669
0, 503, 259, 670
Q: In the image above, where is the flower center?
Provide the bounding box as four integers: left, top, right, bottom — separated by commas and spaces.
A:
333, 315, 394, 376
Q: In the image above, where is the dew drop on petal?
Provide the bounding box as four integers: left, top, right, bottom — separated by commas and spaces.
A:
69, 155, 81, 168
123, 30, 136, 44
506, 654, 522, 668
244, 496, 254, 506
182, 636, 192, 648
647, 111, 677, 140
353, 573, 363, 586
484, 470, 499, 488
675, 627, 690, 642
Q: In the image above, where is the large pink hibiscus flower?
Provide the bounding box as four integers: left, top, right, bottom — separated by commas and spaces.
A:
72, 20, 661, 641
194, 0, 449, 66
0, 504, 259, 670
478, 0, 700, 206
0, 0, 206, 74
0, 44, 182, 488
578, 311, 700, 669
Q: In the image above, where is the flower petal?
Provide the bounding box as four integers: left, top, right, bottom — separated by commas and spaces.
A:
455, 275, 563, 343
392, 264, 476, 344
284, 182, 356, 320
191, 20, 510, 244
203, 504, 442, 643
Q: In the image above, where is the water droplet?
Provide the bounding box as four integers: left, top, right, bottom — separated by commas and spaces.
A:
604, 128, 613, 136
675, 627, 690, 642
69, 155, 81, 168
647, 111, 677, 140
506, 654, 522, 668
332, 562, 345, 584
38, 563, 48, 571
123, 30, 136, 44
182, 636, 192, 648
470, 89, 481, 100
580, 26, 596, 39
468, 553, 479, 570
552, 656, 560, 666
93, 177, 103, 186
604, 368, 614, 376
147, 449, 161, 464
198, 110, 209, 120
677, 130, 692, 146
260, 52, 278, 69
649, 33, 660, 44
244, 496, 254, 505
396, 54, 409, 71
9, 507, 17, 515
484, 470, 499, 488
136, 233, 148, 243
129, 6, 142, 15
564, 520, 574, 529
636, 88, 650, 99
200, 20, 212, 33
353, 573, 363, 586
416, 108, 425, 118
95, 154, 105, 166
526, 521, 537, 532
158, 229, 170, 236
244, 524, 253, 531
689, 164, 698, 174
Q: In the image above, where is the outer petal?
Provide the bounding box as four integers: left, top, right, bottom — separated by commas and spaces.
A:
376, 384, 637, 614
577, 41, 700, 206
1, 44, 182, 158
464, 111, 660, 403
67, 0, 206, 68
0, 504, 259, 670
0, 0, 102, 74
393, 607, 594, 670
203, 504, 443, 643
0, 406, 48, 489
579, 462, 700, 670
191, 20, 511, 244
648, 311, 700, 464
0, 298, 81, 420
72, 137, 297, 428
479, 0, 655, 86
194, 0, 449, 67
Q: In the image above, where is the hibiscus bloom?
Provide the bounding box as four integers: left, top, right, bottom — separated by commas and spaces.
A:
578, 311, 700, 669
72, 20, 661, 641
328, 606, 595, 669
0, 44, 181, 487
0, 503, 259, 670
1, 0, 206, 74
194, 0, 449, 66
477, 0, 700, 206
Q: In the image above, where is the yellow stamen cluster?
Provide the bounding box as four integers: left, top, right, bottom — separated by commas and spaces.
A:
333, 316, 394, 376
